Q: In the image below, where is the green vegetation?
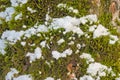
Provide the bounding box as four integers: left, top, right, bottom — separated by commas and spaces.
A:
0, 0, 120, 80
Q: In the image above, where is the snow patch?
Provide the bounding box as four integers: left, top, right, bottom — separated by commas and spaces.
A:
0, 7, 15, 22
93, 25, 110, 38
10, 0, 28, 7
80, 75, 94, 80
26, 47, 42, 63
15, 13, 22, 20
13, 75, 32, 80
0, 39, 6, 55
80, 53, 94, 64
52, 48, 72, 60
27, 7, 36, 13
40, 41, 46, 48
57, 38, 65, 45
109, 35, 119, 44
5, 68, 19, 80
45, 77, 54, 80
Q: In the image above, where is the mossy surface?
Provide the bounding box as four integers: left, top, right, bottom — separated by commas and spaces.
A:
0, 0, 120, 80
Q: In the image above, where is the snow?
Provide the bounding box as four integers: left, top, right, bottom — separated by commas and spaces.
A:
87, 62, 111, 77
26, 47, 42, 63
52, 48, 72, 59
109, 35, 119, 44
50, 16, 84, 35
93, 25, 110, 38
15, 13, 22, 20
1, 30, 24, 44
80, 75, 94, 80
13, 75, 32, 80
0, 39, 6, 55
76, 44, 81, 49
5, 68, 19, 80
10, 0, 28, 7
27, 7, 36, 13
89, 25, 97, 32
80, 53, 94, 64
21, 41, 26, 46
40, 41, 46, 48
45, 77, 54, 80
0, 7, 15, 22
57, 38, 65, 45
116, 77, 120, 80
57, 3, 79, 14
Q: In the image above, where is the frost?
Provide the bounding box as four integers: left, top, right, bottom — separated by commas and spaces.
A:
57, 38, 65, 45
52, 48, 72, 60
0, 7, 15, 22
13, 75, 32, 80
26, 47, 42, 63
93, 25, 110, 38
1, 30, 24, 44
109, 35, 119, 44
0, 39, 6, 55
27, 7, 36, 13
80, 53, 94, 64
10, 0, 28, 7
15, 13, 22, 20
80, 75, 94, 80
5, 68, 19, 80
45, 77, 54, 80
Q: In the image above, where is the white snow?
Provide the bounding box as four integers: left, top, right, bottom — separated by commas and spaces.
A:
93, 25, 110, 38
10, 0, 28, 7
15, 13, 22, 20
57, 3, 79, 14
27, 7, 36, 13
5, 68, 19, 80
21, 41, 26, 46
80, 75, 94, 80
76, 44, 81, 49
45, 77, 54, 80
57, 38, 65, 45
26, 47, 42, 63
109, 35, 119, 44
87, 62, 111, 77
52, 48, 72, 60
1, 30, 24, 44
68, 41, 74, 45
0, 39, 6, 55
13, 75, 32, 80
80, 53, 94, 64
89, 25, 97, 32
40, 41, 46, 48
50, 16, 84, 35
0, 7, 15, 22
116, 77, 120, 80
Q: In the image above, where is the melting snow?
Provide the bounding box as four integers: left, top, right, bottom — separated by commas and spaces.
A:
13, 75, 32, 80
52, 48, 72, 59
57, 38, 65, 45
15, 13, 22, 20
80, 53, 94, 64
80, 75, 94, 80
5, 68, 19, 80
21, 41, 26, 46
1, 30, 24, 44
26, 47, 42, 63
27, 7, 36, 13
57, 3, 79, 14
109, 35, 119, 44
40, 41, 46, 48
93, 25, 110, 38
10, 0, 28, 7
87, 62, 114, 77
45, 77, 54, 80
0, 7, 15, 22
0, 39, 6, 55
